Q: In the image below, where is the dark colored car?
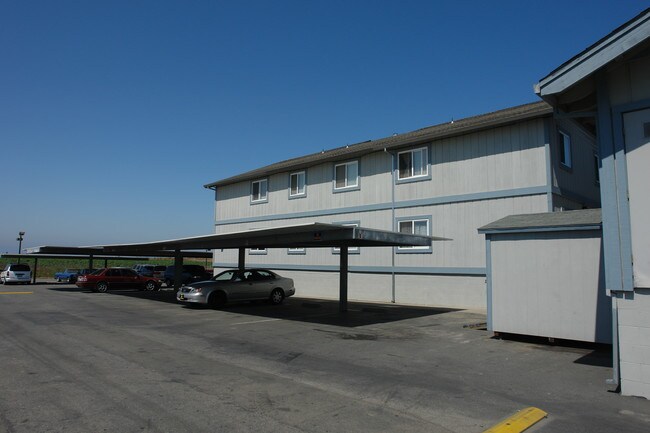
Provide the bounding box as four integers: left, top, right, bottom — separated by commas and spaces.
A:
76, 267, 161, 293
54, 268, 80, 283
55, 268, 97, 283
164, 265, 212, 287
135, 264, 155, 277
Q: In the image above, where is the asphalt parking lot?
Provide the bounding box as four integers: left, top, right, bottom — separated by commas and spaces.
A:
1, 283, 649, 433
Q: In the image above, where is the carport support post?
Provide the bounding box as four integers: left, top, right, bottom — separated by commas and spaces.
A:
238, 247, 245, 271
32, 258, 38, 284
339, 246, 348, 313
174, 251, 183, 290
88, 255, 94, 271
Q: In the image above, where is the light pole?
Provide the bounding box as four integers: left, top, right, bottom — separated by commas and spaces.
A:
16, 231, 25, 263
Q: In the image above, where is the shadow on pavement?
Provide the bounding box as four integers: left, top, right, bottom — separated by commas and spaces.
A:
66, 287, 460, 327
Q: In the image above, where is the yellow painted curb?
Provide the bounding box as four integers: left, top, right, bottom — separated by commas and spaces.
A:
0, 291, 34, 295
484, 407, 548, 433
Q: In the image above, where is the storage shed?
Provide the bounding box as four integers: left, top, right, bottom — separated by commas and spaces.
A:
479, 209, 611, 344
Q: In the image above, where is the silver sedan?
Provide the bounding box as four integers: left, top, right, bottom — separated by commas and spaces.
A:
176, 269, 295, 307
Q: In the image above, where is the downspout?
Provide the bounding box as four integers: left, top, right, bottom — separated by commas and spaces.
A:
385, 148, 396, 303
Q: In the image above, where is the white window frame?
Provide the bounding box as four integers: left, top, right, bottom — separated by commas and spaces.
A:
332, 222, 360, 254
289, 171, 306, 198
251, 179, 268, 203
333, 161, 359, 191
396, 217, 432, 253
558, 131, 572, 169
249, 247, 267, 255
288, 247, 306, 255
397, 147, 429, 180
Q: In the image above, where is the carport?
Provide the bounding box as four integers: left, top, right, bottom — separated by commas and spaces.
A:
17, 248, 212, 284
43, 223, 438, 312
1, 253, 152, 284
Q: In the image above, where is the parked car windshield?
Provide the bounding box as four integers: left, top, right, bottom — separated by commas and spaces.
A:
213, 270, 236, 281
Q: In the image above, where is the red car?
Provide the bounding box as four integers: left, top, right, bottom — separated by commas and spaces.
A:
76, 267, 161, 293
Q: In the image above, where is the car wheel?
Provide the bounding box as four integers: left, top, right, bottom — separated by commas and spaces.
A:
145, 281, 156, 291
56, 277, 61, 282
269, 288, 285, 305
96, 281, 109, 293
165, 279, 173, 288
208, 291, 227, 308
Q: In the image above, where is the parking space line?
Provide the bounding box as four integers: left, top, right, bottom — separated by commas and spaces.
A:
0, 291, 34, 295
232, 318, 282, 326
484, 407, 547, 433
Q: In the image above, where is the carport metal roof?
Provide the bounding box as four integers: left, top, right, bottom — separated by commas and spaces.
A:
24, 246, 212, 259
96, 222, 442, 253
24, 223, 440, 312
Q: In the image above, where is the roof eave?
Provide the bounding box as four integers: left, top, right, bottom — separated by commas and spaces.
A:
536, 8, 650, 97
206, 102, 552, 189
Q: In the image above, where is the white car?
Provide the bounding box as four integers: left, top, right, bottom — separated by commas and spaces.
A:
177, 269, 295, 307
1, 263, 32, 284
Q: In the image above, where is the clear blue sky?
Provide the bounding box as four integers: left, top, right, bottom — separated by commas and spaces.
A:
0, 0, 646, 253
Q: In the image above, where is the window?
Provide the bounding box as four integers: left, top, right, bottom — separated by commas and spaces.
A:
396, 217, 431, 253
398, 147, 428, 180
334, 161, 359, 191
558, 131, 572, 168
289, 171, 306, 197
332, 222, 360, 254
249, 247, 267, 255
251, 179, 268, 203
594, 153, 600, 184
288, 247, 306, 255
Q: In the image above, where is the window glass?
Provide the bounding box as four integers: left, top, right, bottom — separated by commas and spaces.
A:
214, 270, 235, 281
334, 161, 358, 189
335, 164, 346, 188
397, 218, 430, 250
559, 131, 572, 168
11, 264, 30, 272
251, 179, 268, 202
290, 172, 305, 196
256, 270, 274, 279
398, 148, 427, 179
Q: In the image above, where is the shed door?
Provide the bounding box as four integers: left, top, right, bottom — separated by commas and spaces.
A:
624, 108, 650, 288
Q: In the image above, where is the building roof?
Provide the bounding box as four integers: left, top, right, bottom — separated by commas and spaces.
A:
535, 8, 650, 97
478, 209, 602, 234
205, 101, 552, 189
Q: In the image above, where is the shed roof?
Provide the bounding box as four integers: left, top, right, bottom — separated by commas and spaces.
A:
205, 101, 552, 189
478, 209, 602, 234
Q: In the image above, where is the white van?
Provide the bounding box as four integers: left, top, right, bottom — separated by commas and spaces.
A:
1, 263, 32, 284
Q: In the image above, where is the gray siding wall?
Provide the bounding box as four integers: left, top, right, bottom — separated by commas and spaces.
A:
550, 117, 600, 209
216, 118, 549, 224
210, 117, 554, 309
213, 195, 547, 272
606, 54, 650, 399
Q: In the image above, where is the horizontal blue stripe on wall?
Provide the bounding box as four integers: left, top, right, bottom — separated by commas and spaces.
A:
213, 263, 486, 276
215, 185, 548, 226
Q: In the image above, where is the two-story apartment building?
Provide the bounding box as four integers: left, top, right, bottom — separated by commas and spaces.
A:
205, 101, 599, 309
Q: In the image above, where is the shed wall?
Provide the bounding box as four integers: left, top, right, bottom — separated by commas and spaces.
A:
489, 230, 610, 343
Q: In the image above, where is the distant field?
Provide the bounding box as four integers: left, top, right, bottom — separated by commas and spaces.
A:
0, 257, 212, 279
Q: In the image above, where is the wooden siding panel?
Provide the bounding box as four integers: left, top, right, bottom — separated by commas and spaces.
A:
551, 117, 600, 208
